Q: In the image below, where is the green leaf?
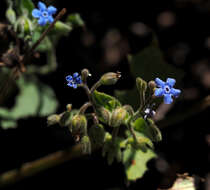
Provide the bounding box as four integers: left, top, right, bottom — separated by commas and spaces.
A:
123, 146, 156, 181
0, 76, 58, 129
130, 36, 184, 83
89, 124, 106, 148
102, 136, 123, 165
133, 118, 162, 142
92, 90, 121, 112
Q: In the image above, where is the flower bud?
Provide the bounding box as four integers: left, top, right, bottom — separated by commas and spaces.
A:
148, 80, 156, 91
136, 77, 147, 93
109, 107, 128, 127
47, 114, 60, 126
97, 107, 111, 124
81, 69, 91, 81
122, 105, 134, 116
66, 104, 72, 112
100, 72, 121, 86
81, 135, 91, 154
69, 114, 87, 139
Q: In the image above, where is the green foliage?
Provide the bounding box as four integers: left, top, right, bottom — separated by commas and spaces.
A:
133, 117, 162, 142
89, 124, 106, 148
123, 145, 156, 181
92, 90, 121, 111
102, 136, 123, 165
0, 76, 58, 129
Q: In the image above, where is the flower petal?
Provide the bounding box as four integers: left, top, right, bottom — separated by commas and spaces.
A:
32, 9, 41, 18
164, 94, 173, 104
155, 78, 165, 88
48, 15, 54, 23
75, 76, 82, 84
73, 72, 79, 78
66, 75, 72, 82
171, 88, 181, 98
38, 1, 47, 11
67, 82, 73, 87
73, 83, 77, 89
166, 78, 176, 87
154, 88, 164, 97
47, 6, 57, 15
38, 17, 47, 26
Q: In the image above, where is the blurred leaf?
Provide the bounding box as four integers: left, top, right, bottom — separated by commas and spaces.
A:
115, 88, 139, 110
36, 37, 53, 52
133, 118, 162, 142
66, 13, 84, 27
6, 8, 16, 25
0, 76, 58, 129
17, 0, 35, 16
123, 145, 156, 181
92, 90, 121, 112
130, 37, 184, 83
1, 120, 17, 129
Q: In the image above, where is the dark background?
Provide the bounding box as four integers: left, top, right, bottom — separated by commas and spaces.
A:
0, 0, 209, 189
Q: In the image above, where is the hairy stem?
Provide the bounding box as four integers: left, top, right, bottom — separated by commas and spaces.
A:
90, 80, 101, 94
79, 102, 92, 114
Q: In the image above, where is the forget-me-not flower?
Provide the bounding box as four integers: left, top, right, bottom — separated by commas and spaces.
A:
66, 73, 82, 89
32, 1, 57, 26
154, 78, 181, 104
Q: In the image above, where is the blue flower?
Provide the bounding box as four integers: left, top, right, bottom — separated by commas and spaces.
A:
32, 1, 57, 26
154, 78, 181, 104
66, 72, 82, 89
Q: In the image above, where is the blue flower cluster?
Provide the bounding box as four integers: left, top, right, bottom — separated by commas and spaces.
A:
154, 78, 181, 104
32, 2, 57, 26
66, 73, 82, 89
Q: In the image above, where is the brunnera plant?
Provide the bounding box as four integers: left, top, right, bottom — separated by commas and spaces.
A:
0, 0, 183, 185
48, 68, 181, 181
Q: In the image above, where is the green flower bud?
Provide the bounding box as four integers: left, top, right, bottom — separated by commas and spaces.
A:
81, 135, 91, 154
47, 114, 61, 126
136, 77, 147, 93
97, 107, 111, 124
81, 69, 91, 82
69, 114, 87, 141
109, 107, 128, 127
122, 105, 134, 116
66, 104, 72, 112
100, 72, 121, 86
